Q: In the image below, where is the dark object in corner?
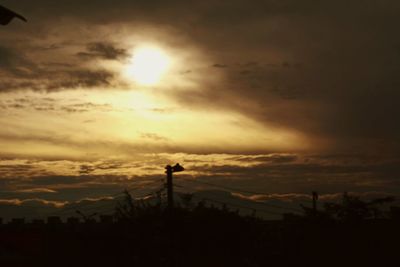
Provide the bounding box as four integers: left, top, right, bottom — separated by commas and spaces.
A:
0, 5, 27, 25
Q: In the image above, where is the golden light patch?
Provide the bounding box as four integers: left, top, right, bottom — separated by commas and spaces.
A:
125, 46, 171, 86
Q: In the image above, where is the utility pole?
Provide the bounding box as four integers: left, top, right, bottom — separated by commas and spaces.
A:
165, 163, 184, 210
165, 165, 174, 209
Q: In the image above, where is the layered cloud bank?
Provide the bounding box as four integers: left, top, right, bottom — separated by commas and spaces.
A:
0, 153, 398, 210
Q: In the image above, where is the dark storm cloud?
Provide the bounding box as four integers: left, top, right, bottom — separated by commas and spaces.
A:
158, 0, 400, 153
182, 153, 400, 195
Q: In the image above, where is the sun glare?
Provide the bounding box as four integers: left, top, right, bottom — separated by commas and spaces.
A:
126, 46, 171, 86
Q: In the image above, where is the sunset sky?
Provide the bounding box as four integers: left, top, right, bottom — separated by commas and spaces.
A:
0, 0, 399, 216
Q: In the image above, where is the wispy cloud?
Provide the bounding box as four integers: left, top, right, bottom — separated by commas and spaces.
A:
77, 42, 129, 61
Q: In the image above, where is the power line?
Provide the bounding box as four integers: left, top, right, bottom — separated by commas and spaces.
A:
180, 178, 295, 201
181, 179, 261, 195
176, 180, 304, 213
186, 194, 284, 216
62, 187, 164, 217
178, 177, 400, 210
51, 191, 126, 216
46, 180, 164, 217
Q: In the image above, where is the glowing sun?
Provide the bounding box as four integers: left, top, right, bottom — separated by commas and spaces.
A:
126, 46, 171, 86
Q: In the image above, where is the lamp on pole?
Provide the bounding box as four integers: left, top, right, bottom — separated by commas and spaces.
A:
165, 163, 184, 209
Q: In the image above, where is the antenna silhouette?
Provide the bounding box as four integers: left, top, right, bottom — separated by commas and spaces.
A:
0, 5, 27, 25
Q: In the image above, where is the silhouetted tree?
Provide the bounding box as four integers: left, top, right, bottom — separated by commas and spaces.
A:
323, 192, 394, 222
115, 190, 136, 221
179, 193, 194, 210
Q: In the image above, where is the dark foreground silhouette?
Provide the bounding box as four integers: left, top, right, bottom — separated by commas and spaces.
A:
0, 192, 399, 267
0, 5, 27, 25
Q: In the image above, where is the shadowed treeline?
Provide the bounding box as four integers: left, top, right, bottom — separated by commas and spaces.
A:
0, 191, 399, 267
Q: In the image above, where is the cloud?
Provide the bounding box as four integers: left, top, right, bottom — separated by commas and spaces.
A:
0, 198, 66, 208
77, 42, 128, 60
140, 133, 169, 142
212, 64, 228, 68
15, 188, 58, 193
79, 165, 96, 175
230, 154, 298, 164
43, 70, 116, 91
1, 98, 113, 113
0, 45, 37, 76
75, 196, 115, 203
0, 152, 397, 221
0, 62, 117, 92
60, 102, 113, 113
0, 149, 399, 200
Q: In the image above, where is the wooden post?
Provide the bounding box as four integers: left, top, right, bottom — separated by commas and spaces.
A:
165, 163, 184, 210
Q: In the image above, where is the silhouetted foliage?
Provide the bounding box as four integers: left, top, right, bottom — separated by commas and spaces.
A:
179, 193, 193, 208
322, 192, 395, 222
115, 189, 136, 220
0, 191, 399, 267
